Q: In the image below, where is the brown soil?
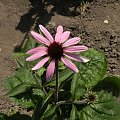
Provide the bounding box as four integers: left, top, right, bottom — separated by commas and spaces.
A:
0, 0, 120, 114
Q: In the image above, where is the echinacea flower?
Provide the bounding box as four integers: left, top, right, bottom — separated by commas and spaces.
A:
26, 25, 89, 81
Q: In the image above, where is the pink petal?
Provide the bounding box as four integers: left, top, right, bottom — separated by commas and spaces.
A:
61, 57, 79, 73
31, 31, 50, 46
59, 31, 70, 44
55, 25, 63, 43
64, 53, 84, 62
27, 46, 48, 54
32, 57, 49, 70
64, 45, 88, 53
39, 25, 54, 43
63, 37, 80, 47
26, 51, 47, 61
46, 60, 55, 81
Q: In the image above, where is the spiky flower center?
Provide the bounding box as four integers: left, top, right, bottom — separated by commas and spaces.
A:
48, 42, 63, 60
88, 94, 96, 101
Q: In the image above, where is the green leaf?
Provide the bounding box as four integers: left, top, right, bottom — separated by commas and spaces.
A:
15, 68, 36, 84
6, 83, 35, 97
94, 76, 120, 97
14, 56, 26, 68
4, 68, 36, 108
0, 113, 7, 120
45, 69, 73, 87
71, 73, 78, 99
70, 105, 77, 120
33, 88, 45, 97
43, 105, 57, 118
42, 91, 53, 108
36, 67, 46, 77
13, 52, 27, 57
77, 48, 107, 88
77, 91, 120, 120
22, 37, 36, 51
13, 97, 35, 108
75, 86, 86, 100
14, 55, 39, 69
32, 91, 54, 120
5, 68, 36, 92
58, 62, 66, 70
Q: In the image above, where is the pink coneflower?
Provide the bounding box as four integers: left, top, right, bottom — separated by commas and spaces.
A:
26, 25, 89, 81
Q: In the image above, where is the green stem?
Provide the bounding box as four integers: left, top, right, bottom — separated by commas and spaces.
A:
55, 60, 59, 103
56, 99, 87, 106
34, 73, 47, 95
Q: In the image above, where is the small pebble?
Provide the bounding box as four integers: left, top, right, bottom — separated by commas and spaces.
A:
104, 20, 108, 24
0, 48, 1, 52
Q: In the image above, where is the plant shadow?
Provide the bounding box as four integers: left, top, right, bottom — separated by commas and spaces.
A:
0, 112, 32, 120
14, 0, 93, 52
93, 76, 120, 97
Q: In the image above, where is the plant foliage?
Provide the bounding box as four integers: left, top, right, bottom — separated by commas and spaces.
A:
4, 37, 120, 120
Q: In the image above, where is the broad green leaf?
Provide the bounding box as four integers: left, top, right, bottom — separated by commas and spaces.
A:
15, 68, 36, 84
77, 91, 120, 120
4, 76, 20, 91
94, 76, 120, 97
43, 105, 57, 118
77, 48, 107, 88
70, 105, 77, 120
5, 68, 36, 92
33, 88, 45, 97
4, 68, 36, 108
6, 83, 35, 97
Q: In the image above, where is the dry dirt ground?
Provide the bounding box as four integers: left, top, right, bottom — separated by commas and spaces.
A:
0, 0, 120, 114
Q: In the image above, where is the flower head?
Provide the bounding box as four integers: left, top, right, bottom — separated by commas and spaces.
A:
26, 25, 89, 81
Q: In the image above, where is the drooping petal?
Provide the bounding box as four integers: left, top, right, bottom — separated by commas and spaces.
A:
55, 25, 63, 42
64, 45, 88, 53
27, 46, 48, 54
39, 25, 54, 43
64, 53, 84, 62
63, 37, 80, 47
32, 57, 49, 70
26, 51, 47, 61
59, 31, 70, 44
31, 31, 50, 46
61, 57, 79, 73
46, 60, 55, 81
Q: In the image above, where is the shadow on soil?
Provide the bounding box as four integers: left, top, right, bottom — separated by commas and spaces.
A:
14, 0, 93, 52
16, 0, 93, 33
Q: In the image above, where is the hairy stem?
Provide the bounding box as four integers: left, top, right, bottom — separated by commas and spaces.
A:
55, 60, 59, 103
56, 99, 87, 106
